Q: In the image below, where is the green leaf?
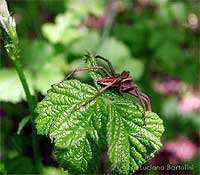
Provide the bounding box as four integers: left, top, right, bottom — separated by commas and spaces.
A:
54, 137, 101, 174
97, 38, 131, 61
20, 39, 55, 70
0, 68, 34, 103
107, 101, 163, 174
35, 80, 107, 174
35, 65, 64, 95
35, 54, 164, 174
17, 115, 31, 135
84, 53, 105, 88
42, 12, 85, 44
70, 31, 100, 54
20, 38, 66, 94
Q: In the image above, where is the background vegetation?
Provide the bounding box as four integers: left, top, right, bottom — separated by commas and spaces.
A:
0, 0, 199, 174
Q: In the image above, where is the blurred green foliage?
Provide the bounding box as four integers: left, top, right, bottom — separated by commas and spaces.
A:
1, 0, 199, 174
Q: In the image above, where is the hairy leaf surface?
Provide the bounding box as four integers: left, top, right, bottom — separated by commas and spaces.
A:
107, 101, 163, 174
35, 80, 107, 174
35, 54, 164, 174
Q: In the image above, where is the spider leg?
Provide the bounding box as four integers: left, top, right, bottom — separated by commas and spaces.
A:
124, 86, 151, 111
128, 88, 148, 125
63, 66, 112, 81
139, 92, 152, 111
134, 89, 147, 125
76, 79, 118, 110
95, 55, 116, 76
120, 84, 137, 92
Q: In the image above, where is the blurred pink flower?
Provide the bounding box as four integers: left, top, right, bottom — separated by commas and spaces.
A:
150, 135, 198, 175
153, 79, 181, 95
85, 15, 101, 28
187, 13, 199, 30
178, 94, 200, 113
164, 135, 197, 164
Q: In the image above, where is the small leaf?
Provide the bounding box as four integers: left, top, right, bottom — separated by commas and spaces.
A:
42, 23, 60, 43
0, 68, 34, 103
17, 115, 31, 135
42, 13, 84, 44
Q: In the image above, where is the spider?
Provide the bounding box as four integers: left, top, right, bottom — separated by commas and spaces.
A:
64, 55, 152, 124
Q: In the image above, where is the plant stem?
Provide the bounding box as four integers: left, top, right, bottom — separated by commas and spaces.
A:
12, 59, 42, 173
1, 0, 42, 172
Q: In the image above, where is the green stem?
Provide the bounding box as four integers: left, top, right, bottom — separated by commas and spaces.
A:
0, 0, 42, 172
12, 59, 42, 173
2, 31, 42, 173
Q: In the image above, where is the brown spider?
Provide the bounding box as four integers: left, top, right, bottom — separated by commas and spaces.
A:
64, 55, 151, 124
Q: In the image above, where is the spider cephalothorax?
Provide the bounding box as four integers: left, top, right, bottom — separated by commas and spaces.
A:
64, 55, 152, 124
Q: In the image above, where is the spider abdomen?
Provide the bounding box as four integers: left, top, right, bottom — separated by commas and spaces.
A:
98, 77, 119, 87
